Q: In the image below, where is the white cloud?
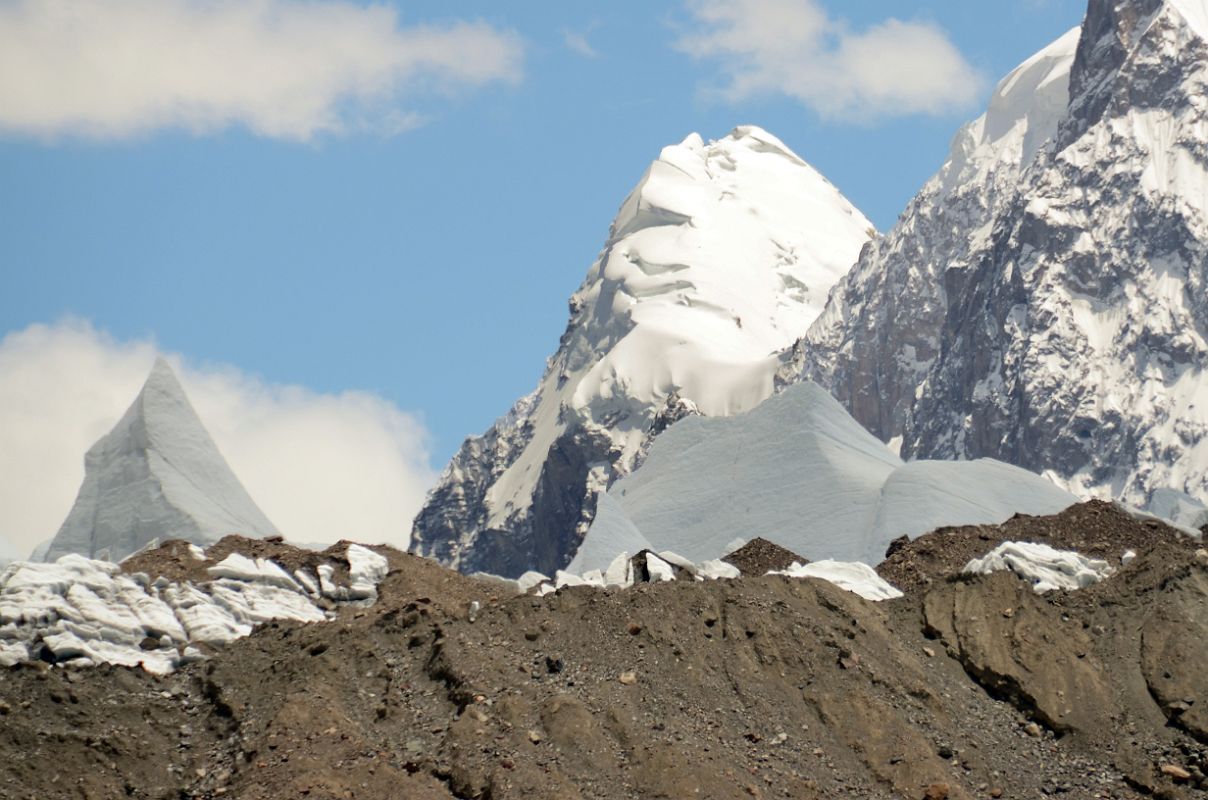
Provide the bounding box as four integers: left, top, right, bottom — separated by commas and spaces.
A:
0, 0, 523, 141
0, 320, 437, 560
563, 30, 597, 59
678, 0, 984, 120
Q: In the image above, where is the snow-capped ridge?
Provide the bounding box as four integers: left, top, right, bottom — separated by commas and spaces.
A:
976, 27, 1080, 176
785, 1, 1208, 514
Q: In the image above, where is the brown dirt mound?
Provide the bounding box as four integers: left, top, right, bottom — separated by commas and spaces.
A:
2, 507, 1206, 800
121, 536, 504, 621
722, 537, 807, 575
121, 536, 350, 586
877, 500, 1201, 595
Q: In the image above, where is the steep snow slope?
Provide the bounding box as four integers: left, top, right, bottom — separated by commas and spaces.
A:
782, 27, 1081, 445
568, 382, 1075, 572
44, 360, 279, 562
413, 127, 873, 577
788, 0, 1208, 508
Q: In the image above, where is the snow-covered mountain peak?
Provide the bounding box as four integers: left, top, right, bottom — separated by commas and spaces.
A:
789, 0, 1208, 513
784, 30, 1083, 447
413, 128, 873, 576
963, 28, 1079, 182
126, 357, 211, 450
1063, 0, 1208, 141
569, 126, 872, 419
43, 360, 278, 562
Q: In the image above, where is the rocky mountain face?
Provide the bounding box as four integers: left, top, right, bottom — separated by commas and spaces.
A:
412, 127, 873, 577
787, 0, 1208, 508
780, 27, 1081, 446
44, 359, 279, 562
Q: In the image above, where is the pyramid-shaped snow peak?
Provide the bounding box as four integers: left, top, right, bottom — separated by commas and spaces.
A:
44, 359, 279, 562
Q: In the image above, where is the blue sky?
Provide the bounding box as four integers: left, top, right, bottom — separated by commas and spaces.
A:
0, 0, 1085, 554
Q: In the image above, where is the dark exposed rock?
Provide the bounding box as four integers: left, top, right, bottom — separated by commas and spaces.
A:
722, 537, 807, 576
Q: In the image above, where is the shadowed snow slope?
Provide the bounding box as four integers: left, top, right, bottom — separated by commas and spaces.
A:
44, 359, 278, 562
413, 126, 873, 577
570, 382, 1076, 572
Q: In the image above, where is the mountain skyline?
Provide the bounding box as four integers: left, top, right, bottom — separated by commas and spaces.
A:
1, 1, 1092, 559
3, 5, 1207, 798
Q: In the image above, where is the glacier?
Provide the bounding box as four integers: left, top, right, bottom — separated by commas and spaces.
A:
964, 541, 1118, 593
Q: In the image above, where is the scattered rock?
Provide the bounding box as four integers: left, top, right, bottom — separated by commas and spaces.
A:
619, 670, 637, 685
1160, 763, 1192, 782
925, 783, 950, 800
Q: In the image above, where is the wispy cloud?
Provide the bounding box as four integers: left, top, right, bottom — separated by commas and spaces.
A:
677, 0, 984, 121
0, 320, 437, 560
563, 30, 598, 59
0, 0, 524, 141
